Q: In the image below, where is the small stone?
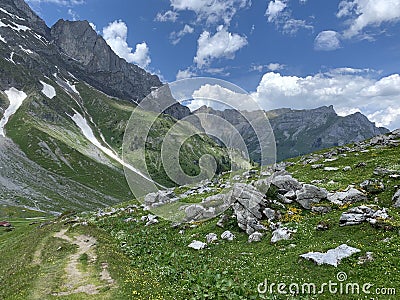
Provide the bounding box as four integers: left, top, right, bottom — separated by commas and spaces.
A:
271, 227, 294, 243
316, 221, 330, 231
221, 231, 235, 241
324, 167, 339, 171
188, 240, 206, 250
206, 233, 218, 244
248, 232, 263, 243
312, 206, 332, 214
343, 166, 352, 171
358, 252, 374, 265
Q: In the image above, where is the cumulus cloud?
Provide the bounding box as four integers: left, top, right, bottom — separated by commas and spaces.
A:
102, 20, 151, 69
194, 25, 247, 68
251, 70, 400, 129
155, 10, 178, 22
187, 84, 254, 111
265, 0, 313, 34
169, 0, 251, 25
337, 0, 400, 38
266, 0, 287, 22
176, 68, 197, 80
314, 30, 341, 51
170, 24, 194, 45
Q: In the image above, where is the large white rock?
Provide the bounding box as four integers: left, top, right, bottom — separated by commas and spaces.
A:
300, 244, 360, 267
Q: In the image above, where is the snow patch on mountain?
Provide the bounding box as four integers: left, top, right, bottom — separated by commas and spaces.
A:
40, 81, 56, 99
69, 110, 161, 187
0, 88, 27, 137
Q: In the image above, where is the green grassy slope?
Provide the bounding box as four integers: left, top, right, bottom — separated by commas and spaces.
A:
2, 134, 399, 299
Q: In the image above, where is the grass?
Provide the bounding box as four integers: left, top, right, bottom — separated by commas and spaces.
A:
2, 137, 400, 298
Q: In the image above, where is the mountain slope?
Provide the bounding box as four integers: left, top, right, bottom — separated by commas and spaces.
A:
0, 0, 230, 213
194, 105, 388, 162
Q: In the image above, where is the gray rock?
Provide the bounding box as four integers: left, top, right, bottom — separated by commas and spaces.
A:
206, 233, 218, 244
343, 166, 352, 171
271, 175, 302, 192
393, 189, 400, 208
248, 232, 263, 243
271, 227, 295, 243
358, 252, 374, 265
300, 244, 361, 267
312, 206, 332, 214
221, 231, 235, 241
360, 179, 385, 194
263, 208, 276, 220
340, 205, 390, 226
216, 214, 229, 228
327, 187, 367, 205
295, 184, 328, 209
188, 240, 206, 250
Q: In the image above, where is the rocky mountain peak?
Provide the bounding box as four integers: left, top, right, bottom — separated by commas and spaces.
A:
2, 0, 49, 37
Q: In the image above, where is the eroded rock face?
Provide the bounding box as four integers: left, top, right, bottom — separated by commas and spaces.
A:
231, 184, 267, 235
50, 20, 161, 103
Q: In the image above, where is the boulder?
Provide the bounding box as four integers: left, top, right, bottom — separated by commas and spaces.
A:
300, 244, 360, 267
295, 184, 328, 209
327, 187, 367, 205
312, 206, 332, 214
271, 175, 302, 192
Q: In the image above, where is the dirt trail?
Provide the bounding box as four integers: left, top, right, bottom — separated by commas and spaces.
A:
51, 228, 114, 296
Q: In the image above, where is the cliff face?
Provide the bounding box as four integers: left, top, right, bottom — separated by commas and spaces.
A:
50, 20, 162, 103
194, 105, 389, 162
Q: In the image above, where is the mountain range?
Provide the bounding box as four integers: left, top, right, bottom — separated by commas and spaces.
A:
0, 0, 388, 213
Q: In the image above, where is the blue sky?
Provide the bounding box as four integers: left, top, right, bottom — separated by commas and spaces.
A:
26, 0, 400, 129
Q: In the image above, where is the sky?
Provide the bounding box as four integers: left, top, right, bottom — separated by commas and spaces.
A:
25, 0, 400, 130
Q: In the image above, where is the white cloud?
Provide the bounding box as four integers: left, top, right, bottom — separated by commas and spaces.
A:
169, 0, 251, 25
194, 25, 247, 68
266, 0, 287, 22
102, 20, 151, 69
170, 24, 194, 45
265, 0, 313, 34
251, 70, 400, 129
251, 63, 285, 72
267, 63, 285, 71
176, 68, 197, 80
337, 0, 400, 38
155, 10, 178, 22
188, 84, 254, 111
67, 8, 77, 21
314, 30, 341, 51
